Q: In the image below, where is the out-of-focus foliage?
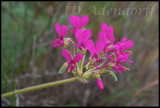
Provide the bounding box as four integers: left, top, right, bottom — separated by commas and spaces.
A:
1, 1, 159, 106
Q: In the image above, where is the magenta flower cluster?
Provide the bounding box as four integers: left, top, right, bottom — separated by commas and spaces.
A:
52, 15, 134, 90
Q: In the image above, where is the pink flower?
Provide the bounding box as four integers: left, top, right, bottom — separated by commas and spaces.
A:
86, 32, 106, 59
52, 23, 67, 48
113, 53, 133, 74
114, 37, 134, 55
69, 16, 89, 34
96, 78, 104, 90
75, 29, 92, 50
62, 49, 83, 72
86, 32, 106, 69
101, 23, 115, 44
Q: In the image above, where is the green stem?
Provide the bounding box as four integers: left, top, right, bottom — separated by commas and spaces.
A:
85, 56, 91, 69
2, 77, 77, 99
80, 52, 86, 75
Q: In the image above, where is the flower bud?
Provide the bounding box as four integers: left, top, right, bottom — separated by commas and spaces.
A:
59, 62, 68, 74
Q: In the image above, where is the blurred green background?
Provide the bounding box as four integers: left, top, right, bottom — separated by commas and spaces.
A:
1, 1, 159, 106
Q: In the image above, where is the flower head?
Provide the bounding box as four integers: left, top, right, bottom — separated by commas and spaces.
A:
69, 16, 89, 34
62, 49, 83, 72
52, 15, 134, 91
52, 23, 67, 48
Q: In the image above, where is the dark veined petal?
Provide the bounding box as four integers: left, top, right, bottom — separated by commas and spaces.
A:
61, 25, 67, 39
123, 40, 134, 49
95, 39, 105, 55
69, 16, 80, 28
75, 29, 83, 43
82, 29, 92, 41
86, 39, 95, 57
52, 39, 64, 48
101, 23, 108, 32
62, 49, 72, 63
80, 16, 89, 28
73, 53, 83, 64
121, 37, 127, 43
55, 23, 61, 37
109, 26, 115, 43
98, 32, 106, 42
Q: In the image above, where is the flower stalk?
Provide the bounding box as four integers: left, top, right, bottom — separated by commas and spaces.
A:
2, 77, 77, 99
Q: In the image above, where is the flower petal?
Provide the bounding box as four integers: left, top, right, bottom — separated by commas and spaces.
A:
69, 16, 80, 28
123, 40, 134, 49
55, 23, 61, 37
67, 64, 75, 72
75, 29, 83, 43
86, 39, 95, 56
73, 53, 83, 64
101, 23, 108, 32
121, 37, 127, 43
80, 16, 89, 27
109, 26, 115, 42
116, 54, 124, 65
98, 32, 106, 42
61, 25, 67, 39
52, 39, 64, 48
82, 29, 92, 40
95, 39, 105, 55
75, 29, 92, 44
94, 62, 100, 70
62, 49, 72, 63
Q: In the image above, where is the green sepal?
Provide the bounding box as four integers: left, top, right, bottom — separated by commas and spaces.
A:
101, 70, 118, 82
108, 71, 118, 81
58, 62, 68, 74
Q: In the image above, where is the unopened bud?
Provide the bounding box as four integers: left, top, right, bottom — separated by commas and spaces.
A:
59, 62, 68, 74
